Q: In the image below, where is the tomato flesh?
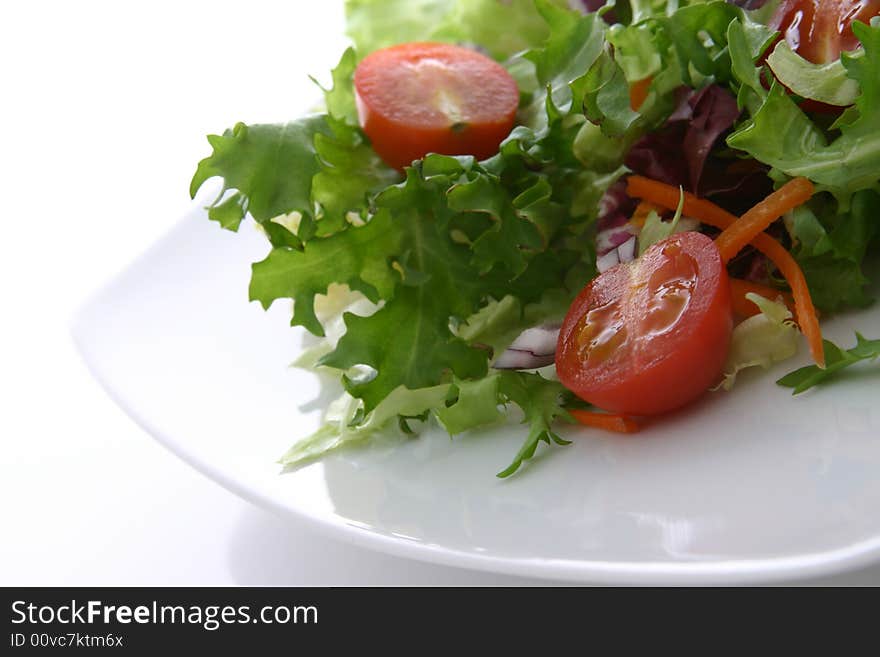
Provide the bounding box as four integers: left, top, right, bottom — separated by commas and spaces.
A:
556, 232, 733, 416
769, 0, 880, 64
354, 42, 519, 169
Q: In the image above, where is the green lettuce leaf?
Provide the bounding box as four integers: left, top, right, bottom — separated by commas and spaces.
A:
496, 371, 574, 478
249, 209, 401, 336
718, 293, 800, 390
580, 50, 642, 137
524, 1, 606, 116
314, 152, 577, 412
766, 41, 860, 107
457, 288, 572, 360
345, 0, 565, 61
279, 384, 451, 467
434, 375, 504, 435
316, 47, 359, 125
777, 333, 880, 394
638, 186, 685, 256
787, 189, 880, 311
727, 20, 880, 201
190, 114, 398, 241
280, 370, 575, 476
660, 1, 740, 86
202, 0, 880, 480
190, 117, 330, 234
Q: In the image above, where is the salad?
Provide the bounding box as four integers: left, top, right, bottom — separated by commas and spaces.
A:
190, 0, 880, 477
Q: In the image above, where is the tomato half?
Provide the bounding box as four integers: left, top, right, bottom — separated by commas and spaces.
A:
556, 231, 733, 416
769, 0, 880, 64
353, 42, 519, 169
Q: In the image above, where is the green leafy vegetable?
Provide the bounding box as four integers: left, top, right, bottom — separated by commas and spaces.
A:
718, 293, 800, 390
638, 185, 684, 256
195, 0, 880, 478
777, 334, 880, 394
190, 115, 398, 242
496, 372, 574, 478
786, 189, 880, 311
524, 1, 605, 116
728, 20, 880, 202
279, 384, 451, 467
346, 0, 566, 61
435, 375, 504, 435
765, 41, 860, 107
280, 370, 573, 477
249, 209, 401, 336
191, 118, 330, 234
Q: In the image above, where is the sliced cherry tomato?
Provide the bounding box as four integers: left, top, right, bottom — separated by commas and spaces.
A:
354, 42, 519, 169
768, 0, 880, 64
556, 231, 733, 416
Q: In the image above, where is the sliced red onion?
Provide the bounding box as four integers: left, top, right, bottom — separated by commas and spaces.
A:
616, 235, 637, 263
596, 227, 635, 256
597, 180, 637, 232
596, 249, 620, 273
492, 349, 556, 370
597, 235, 638, 273
493, 323, 561, 370
508, 324, 560, 355
597, 210, 630, 232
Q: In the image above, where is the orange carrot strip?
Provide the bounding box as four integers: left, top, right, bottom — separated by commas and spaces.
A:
714, 177, 814, 263
746, 235, 825, 367
730, 278, 797, 322
625, 175, 825, 367
570, 409, 640, 433
629, 77, 653, 111
626, 175, 738, 230
629, 200, 662, 228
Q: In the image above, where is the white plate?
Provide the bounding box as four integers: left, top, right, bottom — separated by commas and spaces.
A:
72, 199, 880, 584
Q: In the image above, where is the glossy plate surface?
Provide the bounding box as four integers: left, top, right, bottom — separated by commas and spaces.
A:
72, 203, 880, 584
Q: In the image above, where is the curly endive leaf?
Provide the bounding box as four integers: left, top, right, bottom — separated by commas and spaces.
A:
249, 209, 401, 336
191, 117, 330, 229
496, 371, 574, 478
777, 333, 880, 394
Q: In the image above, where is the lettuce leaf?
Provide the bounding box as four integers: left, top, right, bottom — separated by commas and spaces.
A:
190, 117, 330, 235
777, 333, 880, 394
718, 293, 799, 390
495, 372, 574, 478
727, 20, 880, 202
787, 189, 880, 311
279, 384, 451, 467
637, 185, 684, 255
765, 41, 860, 107
345, 0, 566, 61
190, 117, 398, 241
197, 0, 880, 478
280, 371, 573, 477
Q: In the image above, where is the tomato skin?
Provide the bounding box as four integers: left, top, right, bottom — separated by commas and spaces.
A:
768, 0, 880, 64
556, 232, 732, 416
354, 42, 519, 169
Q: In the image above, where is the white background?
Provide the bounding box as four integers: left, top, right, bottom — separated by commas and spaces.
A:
2, 0, 878, 586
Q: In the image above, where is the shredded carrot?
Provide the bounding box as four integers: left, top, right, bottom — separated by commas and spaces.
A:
627, 175, 738, 230
625, 175, 825, 367
729, 278, 797, 322
714, 177, 814, 263
629, 200, 662, 228
570, 409, 640, 433
744, 235, 825, 367
629, 76, 652, 111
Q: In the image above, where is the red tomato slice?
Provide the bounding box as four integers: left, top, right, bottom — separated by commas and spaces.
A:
769, 0, 880, 64
556, 231, 733, 416
354, 42, 519, 169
